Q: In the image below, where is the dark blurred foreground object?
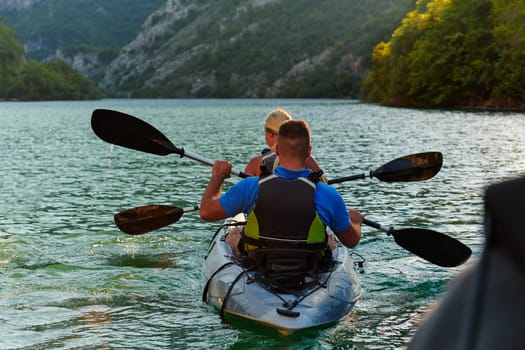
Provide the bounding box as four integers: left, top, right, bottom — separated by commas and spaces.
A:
408, 176, 525, 350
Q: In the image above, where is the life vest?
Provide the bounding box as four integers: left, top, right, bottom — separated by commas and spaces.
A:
260, 148, 279, 176
242, 174, 327, 251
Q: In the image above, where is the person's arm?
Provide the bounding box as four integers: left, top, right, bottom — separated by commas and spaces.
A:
335, 209, 364, 248
244, 155, 262, 176
200, 160, 232, 221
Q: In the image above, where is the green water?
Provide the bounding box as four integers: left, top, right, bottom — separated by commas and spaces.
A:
1, 99, 524, 349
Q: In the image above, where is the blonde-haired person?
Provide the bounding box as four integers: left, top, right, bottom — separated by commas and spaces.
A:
201, 120, 363, 257
244, 109, 325, 182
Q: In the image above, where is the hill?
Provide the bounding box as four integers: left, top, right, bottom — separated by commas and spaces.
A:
98, 0, 415, 98
1, 0, 416, 99
0, 18, 104, 100
0, 0, 166, 81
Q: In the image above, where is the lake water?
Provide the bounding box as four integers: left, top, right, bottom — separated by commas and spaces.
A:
1, 99, 524, 349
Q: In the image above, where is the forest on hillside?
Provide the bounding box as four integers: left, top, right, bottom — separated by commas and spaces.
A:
2, 0, 524, 107
0, 0, 165, 61
1, 0, 415, 100
362, 0, 525, 109
98, 0, 416, 99
0, 19, 104, 100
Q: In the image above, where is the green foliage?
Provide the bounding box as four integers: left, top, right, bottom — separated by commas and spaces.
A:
2, 0, 417, 99
492, 0, 525, 103
363, 0, 525, 108
0, 18, 25, 95
128, 0, 416, 98
0, 20, 24, 65
8, 60, 105, 100
0, 19, 104, 100
0, 0, 165, 61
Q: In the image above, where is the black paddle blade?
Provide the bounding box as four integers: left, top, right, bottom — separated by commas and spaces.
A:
373, 152, 443, 182
114, 205, 184, 235
392, 228, 472, 267
91, 109, 180, 156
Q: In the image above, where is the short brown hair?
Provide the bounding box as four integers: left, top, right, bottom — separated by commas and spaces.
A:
277, 120, 311, 157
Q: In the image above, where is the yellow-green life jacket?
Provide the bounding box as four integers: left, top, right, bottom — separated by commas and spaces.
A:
242, 174, 327, 251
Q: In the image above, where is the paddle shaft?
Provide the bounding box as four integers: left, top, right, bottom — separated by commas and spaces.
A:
328, 151, 443, 184
179, 148, 247, 178
328, 172, 369, 184
174, 206, 200, 214
362, 217, 394, 233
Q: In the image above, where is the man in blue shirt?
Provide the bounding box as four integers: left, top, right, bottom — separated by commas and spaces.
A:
200, 120, 363, 254
244, 108, 324, 181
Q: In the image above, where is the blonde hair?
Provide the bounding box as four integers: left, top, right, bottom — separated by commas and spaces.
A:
264, 109, 292, 134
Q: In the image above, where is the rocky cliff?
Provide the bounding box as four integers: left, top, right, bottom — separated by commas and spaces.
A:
99, 0, 411, 98
1, 0, 414, 98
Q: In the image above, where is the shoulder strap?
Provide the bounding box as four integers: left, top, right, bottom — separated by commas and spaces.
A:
261, 147, 272, 155
260, 152, 278, 177
258, 174, 278, 185
297, 176, 317, 190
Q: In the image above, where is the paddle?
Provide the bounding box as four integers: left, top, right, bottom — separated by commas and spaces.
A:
91, 109, 442, 184
90, 108, 249, 178
114, 204, 199, 235
327, 152, 443, 184
114, 204, 471, 267
93, 109, 465, 265
363, 218, 471, 267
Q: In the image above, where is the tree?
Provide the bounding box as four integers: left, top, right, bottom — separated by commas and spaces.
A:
0, 18, 25, 96
9, 60, 104, 100
362, 0, 521, 109
492, 0, 525, 104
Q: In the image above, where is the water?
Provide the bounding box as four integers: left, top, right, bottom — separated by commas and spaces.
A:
0, 99, 524, 349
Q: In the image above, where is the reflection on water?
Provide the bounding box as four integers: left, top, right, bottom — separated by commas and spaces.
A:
0, 99, 524, 349
105, 252, 178, 268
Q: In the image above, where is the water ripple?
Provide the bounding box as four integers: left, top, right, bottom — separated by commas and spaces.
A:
1, 99, 524, 349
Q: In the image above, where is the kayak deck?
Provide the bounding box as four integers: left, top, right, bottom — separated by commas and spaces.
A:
201, 214, 361, 334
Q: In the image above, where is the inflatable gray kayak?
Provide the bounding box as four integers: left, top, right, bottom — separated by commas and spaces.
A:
202, 213, 361, 334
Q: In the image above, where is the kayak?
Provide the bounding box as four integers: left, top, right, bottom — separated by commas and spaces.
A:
201, 213, 361, 334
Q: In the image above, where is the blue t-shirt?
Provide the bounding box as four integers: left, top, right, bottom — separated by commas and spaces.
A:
219, 166, 351, 234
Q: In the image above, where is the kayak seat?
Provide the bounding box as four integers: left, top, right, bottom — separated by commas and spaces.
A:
245, 248, 323, 292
